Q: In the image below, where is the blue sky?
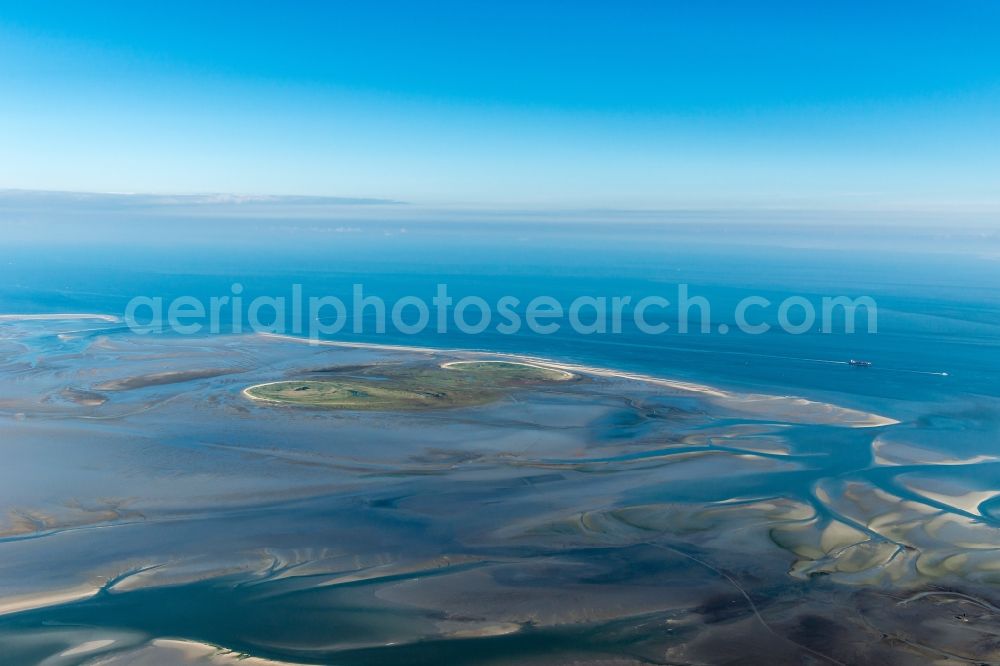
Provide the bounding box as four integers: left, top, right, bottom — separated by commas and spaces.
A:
1, 1, 998, 209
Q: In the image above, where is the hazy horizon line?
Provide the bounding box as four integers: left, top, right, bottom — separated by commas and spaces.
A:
1, 188, 999, 222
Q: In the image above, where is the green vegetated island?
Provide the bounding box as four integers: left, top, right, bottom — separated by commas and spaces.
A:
243, 360, 575, 410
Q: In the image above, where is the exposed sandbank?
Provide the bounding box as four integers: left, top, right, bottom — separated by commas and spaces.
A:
257, 333, 898, 427
95, 368, 242, 391
0, 313, 120, 322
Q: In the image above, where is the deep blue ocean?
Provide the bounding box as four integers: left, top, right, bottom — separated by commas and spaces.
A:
4, 218, 1000, 416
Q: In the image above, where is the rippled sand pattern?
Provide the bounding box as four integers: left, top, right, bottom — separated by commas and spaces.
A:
0, 317, 998, 664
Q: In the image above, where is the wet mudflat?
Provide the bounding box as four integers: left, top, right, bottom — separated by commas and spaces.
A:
1, 317, 999, 664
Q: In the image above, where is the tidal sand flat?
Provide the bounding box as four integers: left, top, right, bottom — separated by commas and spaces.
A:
1, 317, 999, 664
0, 314, 121, 322
95, 368, 244, 392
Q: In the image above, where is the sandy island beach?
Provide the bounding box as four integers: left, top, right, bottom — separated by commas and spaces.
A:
256, 332, 899, 428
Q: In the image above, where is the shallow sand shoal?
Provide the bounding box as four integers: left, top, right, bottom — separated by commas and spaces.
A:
258, 333, 899, 428
0, 313, 121, 322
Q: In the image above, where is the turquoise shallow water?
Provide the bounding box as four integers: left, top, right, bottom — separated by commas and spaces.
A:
2, 221, 1000, 663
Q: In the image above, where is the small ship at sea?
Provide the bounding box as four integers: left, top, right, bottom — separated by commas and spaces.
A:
849, 359, 873, 367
